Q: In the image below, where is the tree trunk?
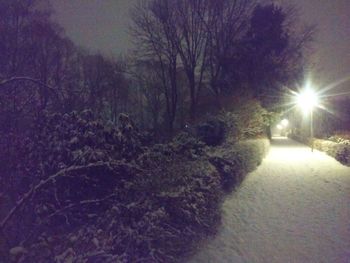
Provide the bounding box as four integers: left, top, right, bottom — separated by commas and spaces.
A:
189, 72, 197, 122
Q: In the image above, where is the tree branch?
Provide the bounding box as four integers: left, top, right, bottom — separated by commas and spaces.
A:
0, 77, 55, 91
45, 193, 118, 220
0, 161, 126, 231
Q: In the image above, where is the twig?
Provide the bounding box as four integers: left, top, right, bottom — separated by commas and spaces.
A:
46, 193, 117, 220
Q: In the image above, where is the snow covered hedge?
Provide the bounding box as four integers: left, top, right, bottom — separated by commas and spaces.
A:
209, 139, 270, 192
0, 111, 222, 262
328, 132, 350, 145
195, 118, 226, 146
193, 100, 271, 147
221, 100, 271, 142
313, 139, 350, 166
1, 109, 270, 262
289, 133, 350, 166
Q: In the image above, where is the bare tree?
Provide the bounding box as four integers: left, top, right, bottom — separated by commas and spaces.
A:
131, 0, 179, 131
132, 59, 164, 131
203, 0, 256, 103
132, 0, 256, 120
171, 0, 209, 120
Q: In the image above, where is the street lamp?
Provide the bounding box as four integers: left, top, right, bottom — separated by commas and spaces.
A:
296, 88, 319, 152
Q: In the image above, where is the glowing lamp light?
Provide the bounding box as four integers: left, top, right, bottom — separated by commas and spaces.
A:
296, 89, 319, 114
281, 119, 289, 127
293, 80, 320, 152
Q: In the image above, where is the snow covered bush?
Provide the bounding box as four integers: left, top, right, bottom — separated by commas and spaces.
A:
17, 154, 222, 262
1, 110, 146, 260
195, 118, 226, 146
1, 105, 271, 262
1, 111, 223, 262
209, 139, 270, 192
314, 139, 350, 166
328, 132, 350, 145
190, 100, 270, 146
220, 100, 270, 142
170, 132, 206, 158
135, 154, 222, 260
234, 139, 270, 172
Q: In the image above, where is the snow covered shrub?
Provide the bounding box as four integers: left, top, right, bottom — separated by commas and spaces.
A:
328, 132, 350, 145
314, 139, 350, 166
209, 155, 241, 192
0, 111, 146, 259
334, 144, 350, 165
221, 111, 240, 143
17, 145, 222, 262
1, 104, 271, 262
137, 136, 222, 237
209, 139, 270, 192
0, 132, 29, 204
1, 110, 225, 262
234, 139, 269, 172
170, 132, 206, 159
221, 100, 270, 142
195, 118, 226, 146
137, 156, 222, 257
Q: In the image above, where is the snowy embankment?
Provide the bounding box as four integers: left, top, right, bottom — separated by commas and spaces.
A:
189, 137, 350, 263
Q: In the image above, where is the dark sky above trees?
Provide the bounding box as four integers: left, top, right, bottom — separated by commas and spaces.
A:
51, 0, 350, 88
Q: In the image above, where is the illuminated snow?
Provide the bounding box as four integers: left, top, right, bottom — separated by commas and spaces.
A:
189, 137, 350, 263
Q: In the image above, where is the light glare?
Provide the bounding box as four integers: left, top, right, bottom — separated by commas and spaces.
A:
281, 119, 289, 127
296, 89, 318, 113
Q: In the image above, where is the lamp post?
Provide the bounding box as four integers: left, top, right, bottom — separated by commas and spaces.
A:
296, 88, 318, 152
310, 107, 314, 152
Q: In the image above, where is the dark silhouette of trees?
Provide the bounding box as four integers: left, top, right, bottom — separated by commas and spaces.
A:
0, 0, 314, 135
131, 0, 179, 131
131, 0, 313, 123
0, 0, 133, 133
245, 4, 290, 103
203, 0, 255, 102
218, 3, 314, 109
171, 0, 209, 121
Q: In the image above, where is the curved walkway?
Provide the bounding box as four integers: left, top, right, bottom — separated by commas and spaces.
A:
189, 137, 350, 263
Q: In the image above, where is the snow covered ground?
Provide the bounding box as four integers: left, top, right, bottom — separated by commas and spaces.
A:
189, 137, 350, 263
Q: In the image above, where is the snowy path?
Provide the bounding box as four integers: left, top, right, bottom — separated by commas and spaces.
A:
189, 137, 350, 263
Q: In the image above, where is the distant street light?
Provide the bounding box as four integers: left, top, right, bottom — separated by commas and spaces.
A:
281, 119, 289, 127
295, 87, 319, 152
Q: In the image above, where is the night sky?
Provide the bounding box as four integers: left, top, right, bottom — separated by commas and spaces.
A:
51, 0, 350, 91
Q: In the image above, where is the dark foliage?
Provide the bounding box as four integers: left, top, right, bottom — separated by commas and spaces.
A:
1, 98, 271, 262
209, 139, 270, 192
220, 100, 271, 142
195, 118, 226, 146
0, 111, 223, 262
